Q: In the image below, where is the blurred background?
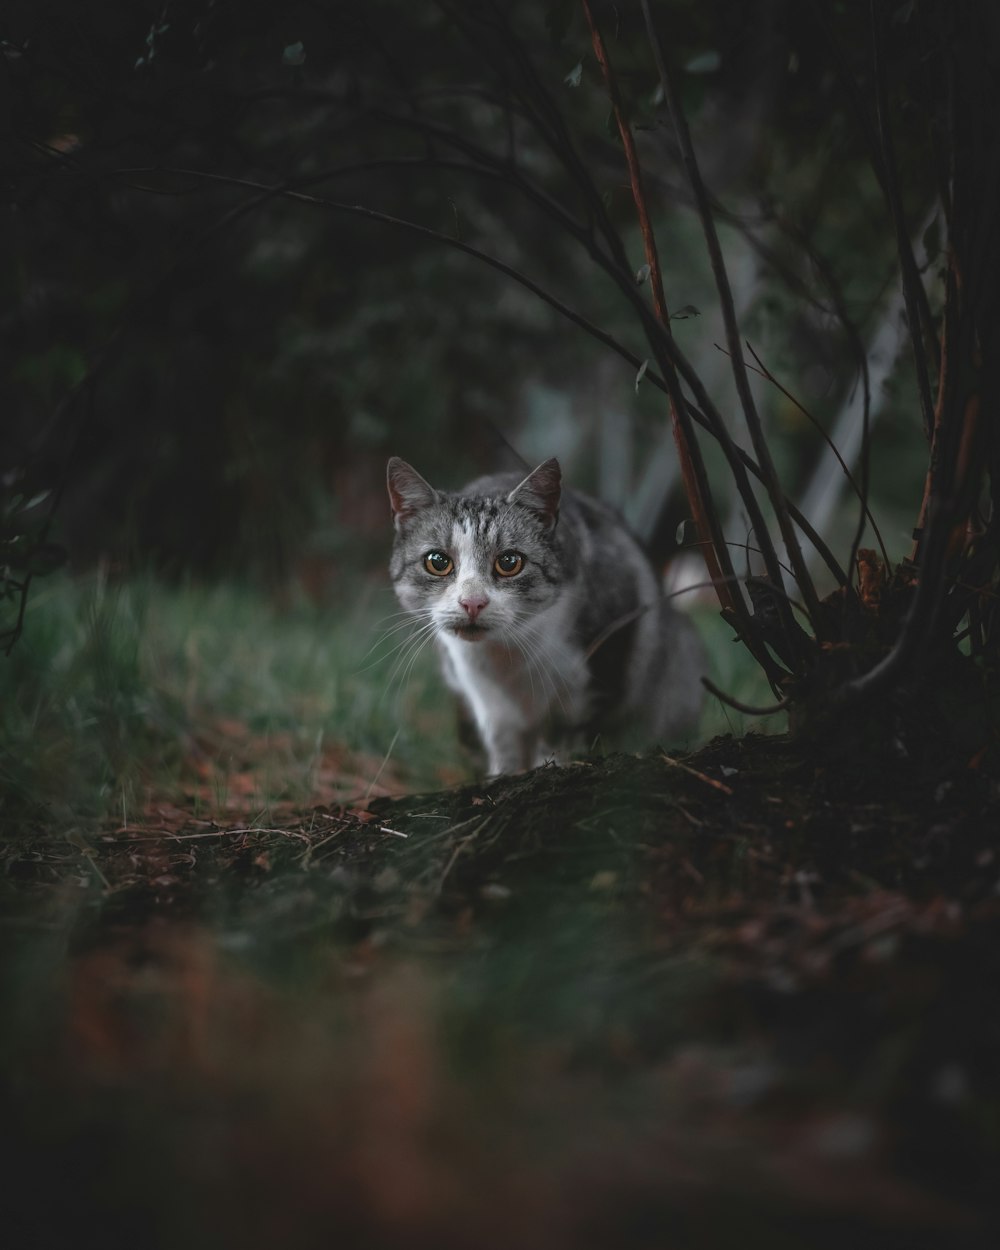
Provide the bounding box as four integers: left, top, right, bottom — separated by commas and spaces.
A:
9, 9, 990, 1247
1, 0, 939, 819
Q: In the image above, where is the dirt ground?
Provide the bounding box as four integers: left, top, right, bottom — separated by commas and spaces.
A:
3, 732, 999, 1249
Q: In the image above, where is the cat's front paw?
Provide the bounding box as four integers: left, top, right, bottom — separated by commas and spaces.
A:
485, 750, 533, 778
487, 748, 561, 777
486, 761, 525, 779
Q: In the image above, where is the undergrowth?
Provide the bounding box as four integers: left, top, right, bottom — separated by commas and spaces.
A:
0, 571, 777, 833
0, 572, 455, 830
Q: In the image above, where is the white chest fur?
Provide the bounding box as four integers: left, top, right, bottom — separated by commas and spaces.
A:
436, 596, 590, 775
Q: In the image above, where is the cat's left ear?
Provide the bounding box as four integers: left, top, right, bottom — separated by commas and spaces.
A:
387, 457, 439, 530
507, 458, 561, 529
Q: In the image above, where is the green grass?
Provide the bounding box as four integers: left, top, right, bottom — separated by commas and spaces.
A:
0, 572, 776, 833
0, 571, 459, 831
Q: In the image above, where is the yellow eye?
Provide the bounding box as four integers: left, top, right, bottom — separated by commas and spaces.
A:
494, 551, 524, 577
424, 551, 453, 576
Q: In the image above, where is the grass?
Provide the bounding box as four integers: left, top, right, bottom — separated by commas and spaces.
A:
0, 570, 460, 833
2, 577, 996, 1250
0, 570, 777, 835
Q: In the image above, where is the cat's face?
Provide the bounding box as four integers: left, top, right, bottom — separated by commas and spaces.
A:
387, 458, 564, 642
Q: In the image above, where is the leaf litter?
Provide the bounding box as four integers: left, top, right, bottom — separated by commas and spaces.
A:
2, 731, 1000, 1248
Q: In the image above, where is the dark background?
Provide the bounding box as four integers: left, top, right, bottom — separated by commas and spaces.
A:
3, 0, 941, 606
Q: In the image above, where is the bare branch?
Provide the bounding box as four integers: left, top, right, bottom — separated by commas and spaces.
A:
640, 0, 825, 641
740, 341, 891, 570
701, 677, 790, 718
579, 0, 740, 620
870, 1, 937, 443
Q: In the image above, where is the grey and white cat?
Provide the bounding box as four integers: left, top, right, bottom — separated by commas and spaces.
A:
387, 456, 704, 776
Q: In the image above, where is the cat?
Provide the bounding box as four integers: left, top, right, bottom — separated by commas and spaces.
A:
386, 455, 705, 776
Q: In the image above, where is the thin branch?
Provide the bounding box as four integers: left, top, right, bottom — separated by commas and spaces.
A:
116, 152, 846, 589
870, 0, 937, 443
741, 341, 891, 569
322, 74, 852, 590
845, 6, 997, 701
110, 164, 661, 381
557, 115, 848, 591
762, 208, 878, 587
580, 0, 741, 630
700, 677, 790, 717
440, 0, 630, 269
579, 0, 794, 685
685, 537, 804, 601
412, 6, 769, 616
704, 426, 848, 585
648, 313, 846, 592
640, 0, 825, 642
807, 0, 940, 382
367, 107, 593, 244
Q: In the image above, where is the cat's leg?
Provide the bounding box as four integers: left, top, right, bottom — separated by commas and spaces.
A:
530, 741, 558, 768
483, 722, 534, 777
439, 640, 535, 774
473, 686, 537, 775
528, 732, 582, 769
448, 686, 526, 774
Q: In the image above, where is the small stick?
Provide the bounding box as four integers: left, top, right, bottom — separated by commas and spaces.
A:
661, 752, 734, 796
222, 826, 311, 843
297, 825, 346, 864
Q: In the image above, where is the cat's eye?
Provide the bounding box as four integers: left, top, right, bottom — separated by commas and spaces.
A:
494, 551, 524, 577
423, 551, 453, 577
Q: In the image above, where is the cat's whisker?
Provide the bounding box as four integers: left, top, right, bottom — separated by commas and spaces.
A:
513, 628, 570, 717
372, 607, 425, 628
535, 637, 578, 714
378, 616, 438, 698
390, 622, 441, 710
358, 616, 434, 675
385, 617, 437, 680
511, 635, 551, 710
507, 635, 547, 715
509, 634, 539, 706
360, 609, 434, 658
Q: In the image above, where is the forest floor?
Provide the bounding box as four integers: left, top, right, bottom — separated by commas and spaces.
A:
3, 730, 1000, 1250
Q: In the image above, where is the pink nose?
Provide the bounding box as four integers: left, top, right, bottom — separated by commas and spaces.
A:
459, 595, 490, 621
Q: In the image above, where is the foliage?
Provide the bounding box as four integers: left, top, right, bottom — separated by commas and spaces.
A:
3, 0, 999, 751
0, 570, 773, 832
4, 733, 1000, 1248
0, 572, 459, 829
5, 10, 1000, 1230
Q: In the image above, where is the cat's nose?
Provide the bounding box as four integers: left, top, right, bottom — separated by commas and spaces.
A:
459, 594, 490, 621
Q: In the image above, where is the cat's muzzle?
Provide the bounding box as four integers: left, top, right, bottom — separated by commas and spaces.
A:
451, 623, 490, 641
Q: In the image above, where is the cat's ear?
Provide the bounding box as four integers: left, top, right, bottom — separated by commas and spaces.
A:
507, 458, 561, 529
387, 457, 438, 529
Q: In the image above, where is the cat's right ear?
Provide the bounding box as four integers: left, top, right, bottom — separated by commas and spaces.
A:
387, 457, 438, 530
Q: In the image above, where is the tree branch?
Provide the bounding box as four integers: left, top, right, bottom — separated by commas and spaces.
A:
740, 341, 890, 570
870, 1, 938, 444
640, 0, 825, 641
580, 0, 747, 642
